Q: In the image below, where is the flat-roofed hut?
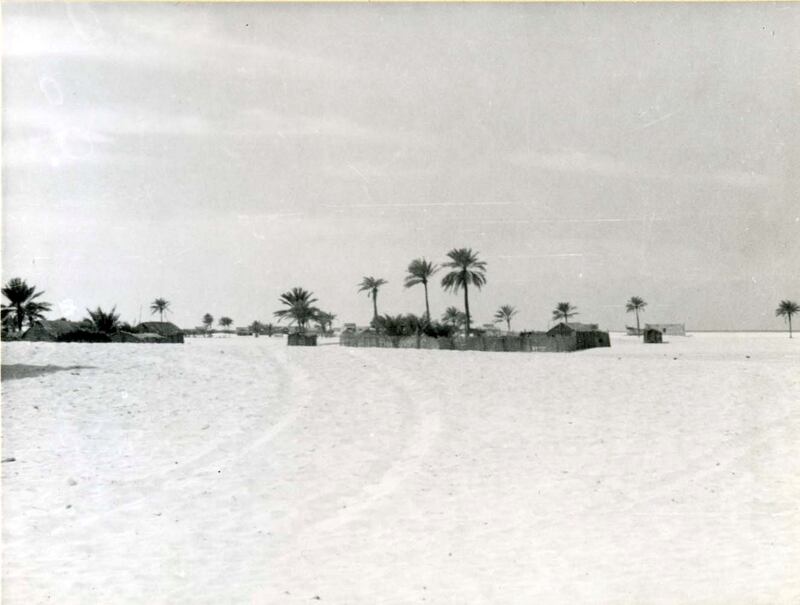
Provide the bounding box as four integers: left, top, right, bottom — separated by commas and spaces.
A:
135, 321, 184, 343
645, 323, 686, 336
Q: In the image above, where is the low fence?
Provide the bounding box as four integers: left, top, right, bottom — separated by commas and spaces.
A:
339, 331, 609, 352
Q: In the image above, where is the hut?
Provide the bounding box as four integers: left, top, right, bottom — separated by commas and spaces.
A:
643, 328, 663, 344
135, 321, 184, 343
645, 323, 686, 336
287, 333, 317, 346
546, 322, 610, 351
21, 319, 83, 342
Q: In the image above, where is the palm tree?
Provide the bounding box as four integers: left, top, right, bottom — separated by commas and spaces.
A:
358, 277, 388, 324
625, 296, 647, 335
776, 300, 799, 338
202, 313, 214, 336
274, 287, 320, 333
85, 306, 120, 334
494, 305, 518, 333
404, 258, 439, 321
441, 248, 487, 337
24, 300, 52, 329
442, 306, 466, 329
219, 317, 233, 331
1, 278, 52, 333
315, 311, 337, 336
552, 302, 578, 323
150, 298, 171, 322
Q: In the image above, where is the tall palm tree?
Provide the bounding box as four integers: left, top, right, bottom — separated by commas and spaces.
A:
776, 300, 799, 338
625, 296, 647, 335
150, 298, 171, 322
358, 276, 388, 324
552, 302, 578, 323
86, 306, 120, 334
274, 287, 320, 333
441, 248, 487, 337
404, 258, 439, 321
494, 305, 518, 333
442, 306, 466, 329
1, 278, 52, 332
219, 317, 233, 330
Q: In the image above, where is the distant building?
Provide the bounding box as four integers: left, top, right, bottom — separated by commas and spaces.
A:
21, 319, 83, 342
235, 327, 252, 336
626, 325, 643, 336
645, 323, 686, 336
135, 321, 184, 343
643, 328, 663, 344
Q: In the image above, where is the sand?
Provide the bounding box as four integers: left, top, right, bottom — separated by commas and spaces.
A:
2, 333, 799, 604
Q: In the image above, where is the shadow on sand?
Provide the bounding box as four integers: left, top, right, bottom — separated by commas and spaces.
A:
1, 364, 97, 382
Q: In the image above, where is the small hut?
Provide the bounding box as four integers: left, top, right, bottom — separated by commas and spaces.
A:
546, 322, 610, 351
135, 322, 184, 343
287, 333, 317, 346
21, 319, 83, 342
643, 328, 663, 344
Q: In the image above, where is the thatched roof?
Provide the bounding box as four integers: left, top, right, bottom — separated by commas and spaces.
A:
135, 322, 182, 336
548, 322, 600, 335
27, 319, 83, 337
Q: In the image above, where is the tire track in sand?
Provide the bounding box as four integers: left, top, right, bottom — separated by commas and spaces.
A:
291, 347, 442, 539
49, 345, 313, 539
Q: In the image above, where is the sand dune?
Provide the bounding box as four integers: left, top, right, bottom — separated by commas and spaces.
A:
2, 333, 799, 604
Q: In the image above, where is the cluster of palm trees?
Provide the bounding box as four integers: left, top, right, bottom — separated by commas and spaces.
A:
271, 287, 337, 335
353, 249, 588, 337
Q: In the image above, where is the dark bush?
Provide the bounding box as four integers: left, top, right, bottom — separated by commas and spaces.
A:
56, 330, 111, 343
422, 321, 456, 338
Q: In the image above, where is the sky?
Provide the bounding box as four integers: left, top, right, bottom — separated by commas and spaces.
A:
2, 2, 799, 331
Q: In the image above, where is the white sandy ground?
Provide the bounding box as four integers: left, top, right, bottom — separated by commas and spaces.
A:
1, 333, 799, 604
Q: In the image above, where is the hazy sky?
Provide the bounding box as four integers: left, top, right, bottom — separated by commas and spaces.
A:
3, 2, 799, 331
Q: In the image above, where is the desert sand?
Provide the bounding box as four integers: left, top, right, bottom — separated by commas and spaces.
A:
2, 333, 799, 604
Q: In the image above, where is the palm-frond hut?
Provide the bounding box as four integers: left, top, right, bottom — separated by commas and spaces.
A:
643, 328, 663, 343
135, 321, 184, 343
21, 319, 83, 342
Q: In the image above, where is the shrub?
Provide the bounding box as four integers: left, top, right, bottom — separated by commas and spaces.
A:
56, 330, 111, 343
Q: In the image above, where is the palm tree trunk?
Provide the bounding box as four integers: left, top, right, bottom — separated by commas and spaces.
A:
635, 309, 640, 335
506, 318, 511, 332
790, 314, 793, 338
423, 282, 430, 322
372, 291, 378, 322
463, 282, 470, 337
